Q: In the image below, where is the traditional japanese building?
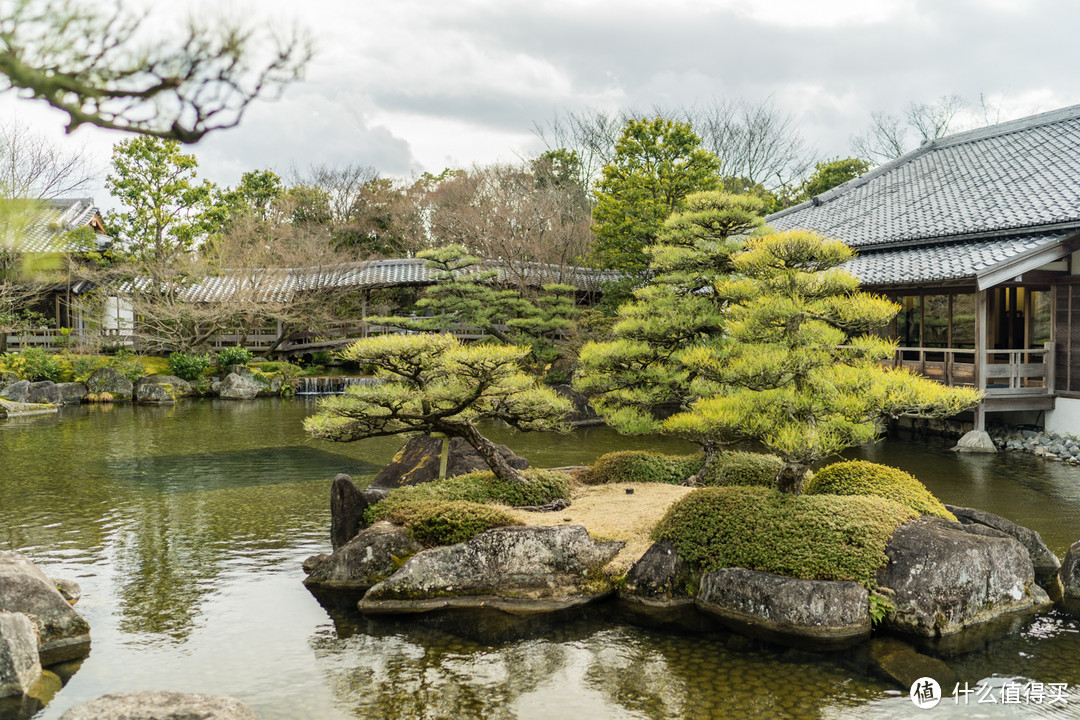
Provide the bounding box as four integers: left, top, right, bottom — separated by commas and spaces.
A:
768, 105, 1080, 434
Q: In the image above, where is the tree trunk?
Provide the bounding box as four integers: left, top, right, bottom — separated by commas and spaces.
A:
776, 461, 809, 495
684, 444, 719, 486
458, 422, 530, 485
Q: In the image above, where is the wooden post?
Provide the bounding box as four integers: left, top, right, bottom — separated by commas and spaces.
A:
974, 289, 989, 431
431, 432, 449, 479
362, 290, 369, 338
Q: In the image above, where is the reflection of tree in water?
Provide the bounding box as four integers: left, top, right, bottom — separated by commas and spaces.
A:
311, 621, 568, 720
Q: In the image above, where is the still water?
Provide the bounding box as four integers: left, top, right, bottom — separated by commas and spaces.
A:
1, 399, 1079, 719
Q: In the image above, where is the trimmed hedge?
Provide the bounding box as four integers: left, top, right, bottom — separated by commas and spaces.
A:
652, 485, 918, 588
578, 450, 782, 488
804, 460, 956, 521
373, 500, 522, 546
365, 469, 573, 531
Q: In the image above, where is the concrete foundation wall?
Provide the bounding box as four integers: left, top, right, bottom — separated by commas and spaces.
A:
1046, 397, 1080, 436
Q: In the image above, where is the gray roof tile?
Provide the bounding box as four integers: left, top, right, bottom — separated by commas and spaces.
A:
3, 198, 109, 253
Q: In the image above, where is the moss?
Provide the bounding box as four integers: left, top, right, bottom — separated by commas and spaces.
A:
652, 485, 918, 589
367, 468, 573, 525
374, 500, 522, 546
804, 460, 956, 520
578, 449, 782, 488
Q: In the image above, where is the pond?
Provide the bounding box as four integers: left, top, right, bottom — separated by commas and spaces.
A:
1, 400, 1079, 720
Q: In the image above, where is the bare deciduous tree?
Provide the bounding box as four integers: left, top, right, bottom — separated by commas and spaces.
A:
851, 94, 968, 164
0, 119, 95, 199
0, 0, 312, 142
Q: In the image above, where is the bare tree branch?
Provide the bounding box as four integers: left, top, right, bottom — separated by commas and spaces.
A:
0, 0, 313, 143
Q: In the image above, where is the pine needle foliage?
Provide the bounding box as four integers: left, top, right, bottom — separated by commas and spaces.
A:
305, 334, 571, 484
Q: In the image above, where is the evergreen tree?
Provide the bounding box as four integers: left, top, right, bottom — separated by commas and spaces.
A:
305, 334, 571, 484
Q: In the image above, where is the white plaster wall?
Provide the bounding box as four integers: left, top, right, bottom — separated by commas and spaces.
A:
102, 296, 134, 332
1045, 397, 1080, 435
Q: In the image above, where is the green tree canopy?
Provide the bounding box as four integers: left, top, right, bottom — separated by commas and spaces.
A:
305, 334, 571, 483
798, 157, 871, 200
591, 118, 720, 280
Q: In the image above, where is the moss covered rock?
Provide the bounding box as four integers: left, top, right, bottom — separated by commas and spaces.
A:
372, 500, 523, 546
804, 460, 955, 520
652, 486, 918, 589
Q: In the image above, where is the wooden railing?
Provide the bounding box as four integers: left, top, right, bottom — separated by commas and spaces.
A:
891, 343, 1055, 397
5, 327, 134, 351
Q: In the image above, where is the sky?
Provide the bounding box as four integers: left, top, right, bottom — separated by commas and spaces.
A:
3, 0, 1080, 210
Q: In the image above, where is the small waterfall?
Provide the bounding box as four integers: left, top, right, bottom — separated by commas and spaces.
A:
294, 376, 380, 396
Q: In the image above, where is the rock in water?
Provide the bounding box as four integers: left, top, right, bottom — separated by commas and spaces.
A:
55, 383, 88, 404
695, 568, 870, 648
360, 525, 622, 614
0, 552, 90, 665
952, 429, 997, 453
945, 504, 1062, 597
0, 381, 31, 403
1062, 540, 1080, 616
216, 373, 259, 400
304, 521, 423, 591
877, 517, 1050, 637
552, 384, 602, 426
59, 691, 259, 720
620, 540, 696, 605
27, 382, 62, 405
330, 473, 367, 550
85, 368, 133, 401
369, 434, 528, 490
0, 612, 41, 699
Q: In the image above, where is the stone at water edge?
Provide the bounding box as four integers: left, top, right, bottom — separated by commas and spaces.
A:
28, 382, 63, 405
0, 380, 31, 403
952, 429, 997, 453
59, 691, 260, 720
867, 636, 959, 690
0, 552, 91, 666
216, 372, 259, 400
695, 568, 871, 649
369, 434, 528, 490
359, 525, 623, 614
945, 504, 1062, 599
85, 368, 133, 401
620, 540, 697, 606
305, 521, 423, 591
0, 612, 41, 699
877, 517, 1051, 637
330, 474, 368, 550
1061, 540, 1080, 615
55, 382, 87, 404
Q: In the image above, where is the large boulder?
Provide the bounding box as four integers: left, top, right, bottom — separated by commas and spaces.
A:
85, 368, 133, 401
359, 525, 623, 614
55, 383, 87, 404
945, 504, 1061, 596
369, 434, 528, 490
0, 381, 31, 403
215, 372, 259, 400
0, 612, 41, 699
304, 521, 422, 591
696, 568, 870, 648
1061, 541, 1080, 615
59, 691, 259, 720
135, 376, 194, 403
329, 473, 384, 550
27, 382, 62, 406
0, 399, 58, 418
877, 517, 1051, 637
0, 553, 90, 665
620, 540, 697, 606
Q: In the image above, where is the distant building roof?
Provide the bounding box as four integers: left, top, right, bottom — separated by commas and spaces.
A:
767, 105, 1080, 287
2, 197, 110, 253
123, 258, 620, 303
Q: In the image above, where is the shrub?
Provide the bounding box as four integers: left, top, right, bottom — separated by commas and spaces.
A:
579, 449, 783, 488
804, 460, 956, 520
107, 348, 146, 382
701, 451, 784, 488
18, 348, 63, 382
66, 355, 105, 383
168, 351, 213, 381
216, 346, 253, 369
652, 485, 918, 588
578, 451, 702, 485
372, 500, 522, 546
367, 469, 573, 524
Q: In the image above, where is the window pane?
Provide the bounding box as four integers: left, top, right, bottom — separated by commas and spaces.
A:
952, 294, 976, 349
896, 296, 921, 346
924, 295, 949, 347
1031, 290, 1052, 346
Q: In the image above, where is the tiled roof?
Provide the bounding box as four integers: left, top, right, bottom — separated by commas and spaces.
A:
125, 259, 620, 303
769, 105, 1080, 249
843, 232, 1070, 286
3, 198, 110, 253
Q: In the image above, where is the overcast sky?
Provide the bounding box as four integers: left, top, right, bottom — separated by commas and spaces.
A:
4, 0, 1080, 209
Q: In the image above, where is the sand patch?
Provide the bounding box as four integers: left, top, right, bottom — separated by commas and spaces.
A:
503, 482, 695, 572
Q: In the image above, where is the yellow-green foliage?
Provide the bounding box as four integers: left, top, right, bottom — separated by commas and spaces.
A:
578, 450, 783, 487
367, 469, 572, 524
652, 485, 918, 588
578, 451, 702, 485
372, 500, 523, 546
804, 460, 956, 520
